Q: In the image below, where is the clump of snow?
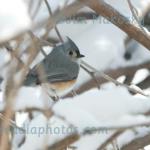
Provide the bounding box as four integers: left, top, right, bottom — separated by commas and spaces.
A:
18, 114, 48, 150
14, 86, 53, 111
18, 115, 71, 150
50, 86, 150, 150
53, 86, 150, 129
145, 144, 150, 150
132, 69, 149, 84
0, 0, 31, 42
11, 86, 150, 150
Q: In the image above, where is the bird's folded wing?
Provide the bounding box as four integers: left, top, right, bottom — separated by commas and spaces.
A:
45, 72, 76, 83
24, 67, 77, 85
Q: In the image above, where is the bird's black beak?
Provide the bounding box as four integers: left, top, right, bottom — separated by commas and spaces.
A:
80, 54, 85, 58
78, 54, 85, 58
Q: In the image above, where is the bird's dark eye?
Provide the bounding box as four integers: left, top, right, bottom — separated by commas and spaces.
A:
68, 50, 77, 58
69, 51, 73, 56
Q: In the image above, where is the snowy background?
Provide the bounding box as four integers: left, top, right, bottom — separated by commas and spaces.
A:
0, 0, 150, 150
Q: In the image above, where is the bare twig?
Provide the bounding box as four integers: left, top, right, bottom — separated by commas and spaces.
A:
81, 60, 149, 97
47, 120, 150, 150
79, 0, 150, 50
32, 0, 42, 19
0, 33, 41, 150
121, 133, 150, 150
17, 107, 53, 118
44, 0, 64, 42
81, 64, 100, 89
137, 76, 150, 89
40, 1, 84, 39
48, 134, 80, 150
0, 113, 25, 132
64, 62, 150, 98
97, 130, 124, 150
127, 0, 148, 35
97, 109, 150, 150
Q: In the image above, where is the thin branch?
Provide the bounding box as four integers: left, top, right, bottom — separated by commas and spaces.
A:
0, 113, 25, 132
48, 134, 80, 150
32, 0, 42, 19
79, 0, 150, 50
17, 107, 53, 118
121, 133, 150, 150
44, 0, 64, 42
127, 0, 148, 35
0, 33, 41, 150
47, 120, 150, 150
64, 60, 150, 97
40, 1, 84, 39
81, 65, 100, 89
97, 109, 150, 150
81, 61, 149, 97
137, 76, 150, 89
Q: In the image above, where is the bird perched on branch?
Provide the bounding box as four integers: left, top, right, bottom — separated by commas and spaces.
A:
24, 37, 84, 98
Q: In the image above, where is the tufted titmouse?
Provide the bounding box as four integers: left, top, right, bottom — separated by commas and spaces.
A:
24, 37, 84, 97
